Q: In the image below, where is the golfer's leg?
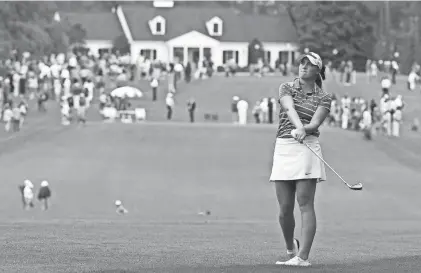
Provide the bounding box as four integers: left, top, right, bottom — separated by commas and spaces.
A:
296, 179, 317, 260
275, 181, 296, 250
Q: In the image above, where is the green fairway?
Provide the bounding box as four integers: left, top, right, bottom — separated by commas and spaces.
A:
1, 74, 421, 273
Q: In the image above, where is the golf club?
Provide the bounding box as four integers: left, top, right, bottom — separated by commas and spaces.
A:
303, 142, 363, 191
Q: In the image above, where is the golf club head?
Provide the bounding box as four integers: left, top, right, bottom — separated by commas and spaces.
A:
349, 182, 363, 190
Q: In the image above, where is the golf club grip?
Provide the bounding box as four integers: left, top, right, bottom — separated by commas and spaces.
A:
303, 142, 349, 186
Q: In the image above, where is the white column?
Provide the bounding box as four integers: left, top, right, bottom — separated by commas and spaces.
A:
199, 47, 204, 69
183, 46, 188, 66
288, 51, 292, 65
168, 46, 173, 63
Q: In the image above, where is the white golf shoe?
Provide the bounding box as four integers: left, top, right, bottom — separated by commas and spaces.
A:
276, 256, 311, 267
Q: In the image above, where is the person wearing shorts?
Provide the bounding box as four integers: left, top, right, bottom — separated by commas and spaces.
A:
270, 52, 332, 267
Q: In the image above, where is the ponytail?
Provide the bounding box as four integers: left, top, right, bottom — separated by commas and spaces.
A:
315, 65, 326, 88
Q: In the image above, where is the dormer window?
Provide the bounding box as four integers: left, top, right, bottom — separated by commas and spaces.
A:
148, 15, 166, 35
213, 23, 219, 33
206, 16, 223, 36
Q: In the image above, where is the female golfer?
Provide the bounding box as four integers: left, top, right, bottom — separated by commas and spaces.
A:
270, 52, 332, 267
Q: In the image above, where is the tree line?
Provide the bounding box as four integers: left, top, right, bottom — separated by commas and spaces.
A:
1, 1, 419, 72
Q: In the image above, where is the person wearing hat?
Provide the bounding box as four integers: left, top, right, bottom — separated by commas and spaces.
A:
115, 200, 128, 215
270, 52, 332, 267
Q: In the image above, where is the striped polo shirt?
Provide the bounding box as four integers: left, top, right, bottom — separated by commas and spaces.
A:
276, 78, 332, 138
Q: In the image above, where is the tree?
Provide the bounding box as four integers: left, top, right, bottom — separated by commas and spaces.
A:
112, 34, 130, 54
0, 1, 113, 56
285, 1, 377, 70
9, 21, 54, 57
46, 22, 70, 54
67, 23, 87, 44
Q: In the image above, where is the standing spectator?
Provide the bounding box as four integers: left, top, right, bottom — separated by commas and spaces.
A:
165, 92, 174, 120
392, 106, 402, 137
167, 63, 176, 93
3, 103, 13, 132
252, 101, 261, 123
150, 78, 159, 101
268, 97, 274, 124
391, 60, 399, 84
237, 99, 249, 125
38, 180, 52, 211
407, 66, 419, 91
18, 101, 27, 129
231, 96, 239, 123
12, 104, 21, 132
381, 76, 391, 96
187, 98, 196, 123
185, 62, 192, 83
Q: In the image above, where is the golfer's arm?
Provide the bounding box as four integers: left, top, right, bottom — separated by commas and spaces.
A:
279, 96, 304, 129
304, 107, 330, 133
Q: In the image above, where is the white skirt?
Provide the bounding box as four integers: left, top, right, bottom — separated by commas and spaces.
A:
270, 136, 327, 182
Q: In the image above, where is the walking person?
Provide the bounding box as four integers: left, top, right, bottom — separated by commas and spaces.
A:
270, 52, 332, 267
166, 92, 174, 120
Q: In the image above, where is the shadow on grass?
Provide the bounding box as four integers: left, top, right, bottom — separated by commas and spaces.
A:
86, 255, 421, 273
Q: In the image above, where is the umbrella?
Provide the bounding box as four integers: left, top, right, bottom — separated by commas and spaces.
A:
110, 86, 143, 98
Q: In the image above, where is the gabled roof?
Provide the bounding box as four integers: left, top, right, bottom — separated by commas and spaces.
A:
122, 4, 298, 43
64, 12, 123, 40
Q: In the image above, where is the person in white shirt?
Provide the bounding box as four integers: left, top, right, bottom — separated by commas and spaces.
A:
370, 61, 378, 82
165, 92, 175, 120
394, 95, 404, 109
18, 102, 27, 128
61, 97, 70, 125
150, 78, 159, 101
237, 99, 249, 125
361, 107, 372, 140
68, 55, 77, 69
392, 107, 402, 137
381, 95, 392, 136
39, 62, 51, 80
83, 78, 95, 107
50, 62, 61, 79
12, 73, 20, 97
341, 106, 350, 129
174, 62, 184, 87
381, 76, 391, 96
407, 68, 419, 91
341, 95, 351, 109
60, 68, 70, 82
3, 104, 13, 132
260, 98, 269, 123
380, 94, 389, 114
27, 72, 38, 100
63, 78, 71, 97
22, 180, 34, 210
53, 78, 62, 101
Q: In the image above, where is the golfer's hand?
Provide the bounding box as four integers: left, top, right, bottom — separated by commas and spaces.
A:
291, 127, 306, 143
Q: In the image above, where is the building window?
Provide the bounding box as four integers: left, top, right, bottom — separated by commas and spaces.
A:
98, 48, 111, 56
140, 49, 157, 60
265, 51, 271, 65
278, 51, 289, 64
207, 16, 223, 36
223, 50, 239, 64
173, 47, 184, 64
213, 23, 219, 34
149, 15, 166, 35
